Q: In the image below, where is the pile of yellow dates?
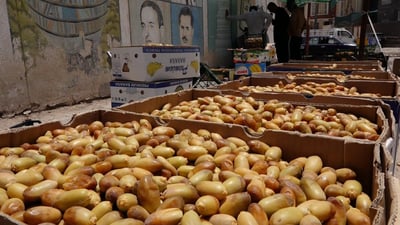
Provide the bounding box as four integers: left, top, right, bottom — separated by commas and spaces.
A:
0, 119, 372, 225
238, 81, 386, 98
150, 95, 380, 140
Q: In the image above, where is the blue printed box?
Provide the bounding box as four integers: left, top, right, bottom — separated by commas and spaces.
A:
111, 45, 200, 82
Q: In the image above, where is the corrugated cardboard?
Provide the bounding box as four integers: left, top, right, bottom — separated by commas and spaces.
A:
0, 110, 387, 224
110, 78, 193, 108
381, 143, 400, 225
111, 45, 200, 82
267, 62, 384, 74
387, 176, 400, 225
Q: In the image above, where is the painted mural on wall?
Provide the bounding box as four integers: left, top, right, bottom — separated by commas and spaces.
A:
128, 0, 204, 52
7, 1, 48, 75
6, 0, 120, 75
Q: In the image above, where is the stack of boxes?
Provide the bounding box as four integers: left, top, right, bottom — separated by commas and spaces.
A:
110, 45, 201, 107
232, 48, 272, 78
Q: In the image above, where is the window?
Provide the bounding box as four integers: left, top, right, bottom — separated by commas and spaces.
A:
339, 31, 353, 39
319, 37, 329, 44
328, 38, 338, 44
310, 2, 330, 16
309, 37, 319, 45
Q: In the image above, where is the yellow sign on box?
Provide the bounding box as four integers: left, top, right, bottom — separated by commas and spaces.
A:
234, 63, 267, 76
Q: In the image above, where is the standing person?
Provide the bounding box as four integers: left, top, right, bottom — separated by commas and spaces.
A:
226, 5, 272, 49
287, 0, 306, 60
186, 0, 195, 5
179, 6, 194, 45
267, 2, 290, 62
140, 0, 164, 44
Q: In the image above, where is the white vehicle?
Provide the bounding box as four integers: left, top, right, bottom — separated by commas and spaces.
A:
302, 28, 356, 45
300, 28, 358, 60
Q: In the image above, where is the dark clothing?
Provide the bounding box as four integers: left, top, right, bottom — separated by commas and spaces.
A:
289, 36, 303, 60
288, 7, 306, 60
271, 7, 290, 62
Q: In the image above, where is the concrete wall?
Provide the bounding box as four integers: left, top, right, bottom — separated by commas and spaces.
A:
0, 0, 257, 117
0, 0, 119, 117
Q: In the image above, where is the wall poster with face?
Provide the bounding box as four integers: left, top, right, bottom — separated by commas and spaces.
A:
127, 0, 203, 55
129, 0, 172, 45
171, 2, 203, 48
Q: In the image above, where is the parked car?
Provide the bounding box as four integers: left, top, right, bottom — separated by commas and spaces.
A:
300, 36, 358, 60
304, 28, 356, 46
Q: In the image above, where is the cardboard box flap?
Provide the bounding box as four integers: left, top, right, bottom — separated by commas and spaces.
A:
371, 171, 386, 207
0, 213, 25, 225
371, 205, 387, 225
381, 142, 395, 174
387, 176, 400, 225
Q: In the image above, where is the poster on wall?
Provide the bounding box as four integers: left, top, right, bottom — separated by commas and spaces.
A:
170, 3, 203, 47
129, 0, 172, 45
128, 0, 203, 54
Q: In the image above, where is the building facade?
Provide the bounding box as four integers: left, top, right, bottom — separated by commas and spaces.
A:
376, 0, 400, 36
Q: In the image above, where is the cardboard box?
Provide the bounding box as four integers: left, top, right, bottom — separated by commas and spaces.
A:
110, 78, 193, 108
388, 57, 400, 76
231, 48, 270, 64
267, 62, 384, 74
349, 71, 399, 81
111, 45, 200, 82
115, 89, 391, 145
381, 143, 400, 225
235, 62, 267, 76
254, 71, 399, 82
217, 76, 399, 98
0, 110, 391, 225
0, 109, 387, 224
216, 76, 400, 123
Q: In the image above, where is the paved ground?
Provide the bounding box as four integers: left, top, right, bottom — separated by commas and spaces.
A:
0, 98, 112, 132
0, 97, 398, 179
